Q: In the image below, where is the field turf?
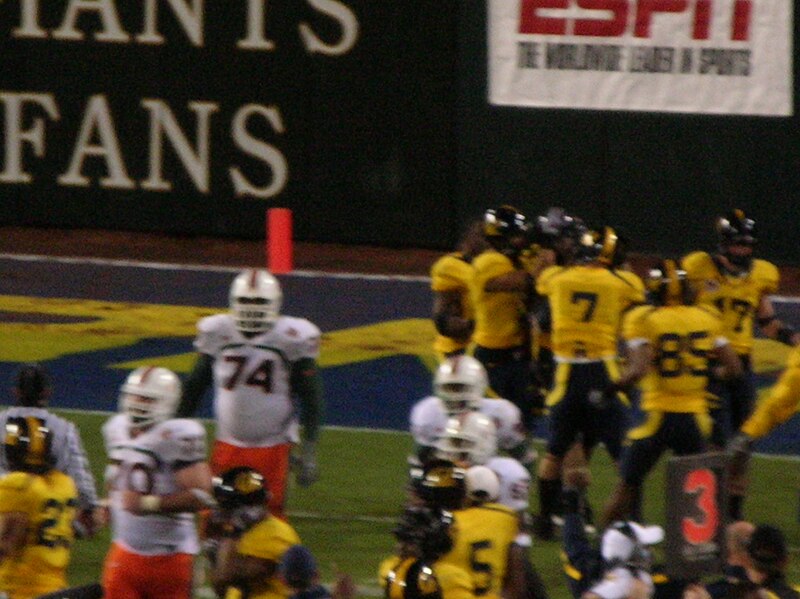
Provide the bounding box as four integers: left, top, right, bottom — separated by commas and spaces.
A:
62, 410, 800, 599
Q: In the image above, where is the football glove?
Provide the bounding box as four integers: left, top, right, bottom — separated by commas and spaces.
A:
295, 441, 319, 487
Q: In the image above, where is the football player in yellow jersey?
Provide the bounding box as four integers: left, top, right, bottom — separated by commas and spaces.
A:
728, 342, 800, 481
532, 207, 588, 390
0, 416, 78, 599
681, 209, 799, 519
533, 227, 645, 539
381, 505, 477, 599
599, 260, 742, 526
472, 205, 554, 432
407, 459, 529, 599
431, 221, 490, 359
209, 466, 301, 599
439, 487, 525, 599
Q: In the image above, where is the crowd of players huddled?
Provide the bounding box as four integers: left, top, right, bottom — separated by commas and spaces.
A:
405, 206, 800, 599
2, 208, 800, 599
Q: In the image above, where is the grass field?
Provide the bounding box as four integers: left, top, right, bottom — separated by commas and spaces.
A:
61, 409, 800, 598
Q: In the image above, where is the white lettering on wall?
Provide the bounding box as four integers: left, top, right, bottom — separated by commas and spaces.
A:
137, 0, 205, 46
11, 0, 47, 39
58, 94, 134, 189
237, 0, 276, 50
141, 99, 219, 193
230, 104, 288, 198
52, 0, 130, 42
0, 92, 59, 183
300, 0, 359, 56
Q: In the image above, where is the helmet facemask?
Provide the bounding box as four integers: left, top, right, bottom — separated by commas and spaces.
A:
434, 356, 487, 416
119, 367, 181, 430
716, 209, 756, 272
434, 413, 497, 466
230, 270, 282, 335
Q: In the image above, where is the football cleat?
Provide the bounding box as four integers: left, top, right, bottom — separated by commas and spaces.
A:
434, 355, 487, 415
229, 269, 282, 334
4, 416, 54, 474
119, 366, 182, 429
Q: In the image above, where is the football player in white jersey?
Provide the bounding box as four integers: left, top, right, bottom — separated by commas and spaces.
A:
410, 355, 533, 470
435, 417, 548, 599
101, 366, 215, 599
177, 269, 323, 519
433, 412, 533, 543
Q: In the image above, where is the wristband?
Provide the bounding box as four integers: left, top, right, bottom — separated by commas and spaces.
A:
139, 495, 161, 513
189, 488, 218, 508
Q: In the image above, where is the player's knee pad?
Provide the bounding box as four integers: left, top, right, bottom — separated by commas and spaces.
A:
537, 453, 561, 479
563, 466, 591, 489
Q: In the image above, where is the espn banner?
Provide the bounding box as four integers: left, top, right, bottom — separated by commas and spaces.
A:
488, 0, 793, 116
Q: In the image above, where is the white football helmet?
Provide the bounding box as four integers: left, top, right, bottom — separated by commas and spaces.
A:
119, 367, 182, 429
434, 355, 488, 415
434, 412, 497, 466
229, 269, 282, 334
465, 465, 500, 503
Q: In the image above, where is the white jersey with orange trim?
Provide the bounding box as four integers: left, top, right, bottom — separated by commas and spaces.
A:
194, 313, 321, 447
486, 456, 531, 512
102, 414, 207, 556
409, 397, 526, 452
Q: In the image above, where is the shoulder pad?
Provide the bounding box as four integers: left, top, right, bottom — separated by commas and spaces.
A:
751, 259, 780, 289
197, 313, 233, 335
195, 314, 237, 355
275, 316, 321, 338
787, 346, 800, 369
538, 264, 563, 281
0, 471, 35, 491
154, 419, 207, 463
624, 304, 654, 324
536, 265, 564, 294
681, 251, 715, 277
102, 413, 130, 442
616, 270, 646, 293
158, 418, 206, 439
473, 250, 512, 270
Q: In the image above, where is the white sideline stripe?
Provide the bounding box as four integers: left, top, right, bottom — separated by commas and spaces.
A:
0, 253, 430, 283
197, 584, 384, 598
8, 253, 800, 290
771, 295, 800, 303
288, 510, 395, 524
55, 408, 410, 435
51, 408, 800, 461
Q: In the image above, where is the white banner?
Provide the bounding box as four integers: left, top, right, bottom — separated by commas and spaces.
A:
488, 0, 793, 116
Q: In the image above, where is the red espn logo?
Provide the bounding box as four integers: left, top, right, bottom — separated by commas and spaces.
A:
519, 0, 752, 41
